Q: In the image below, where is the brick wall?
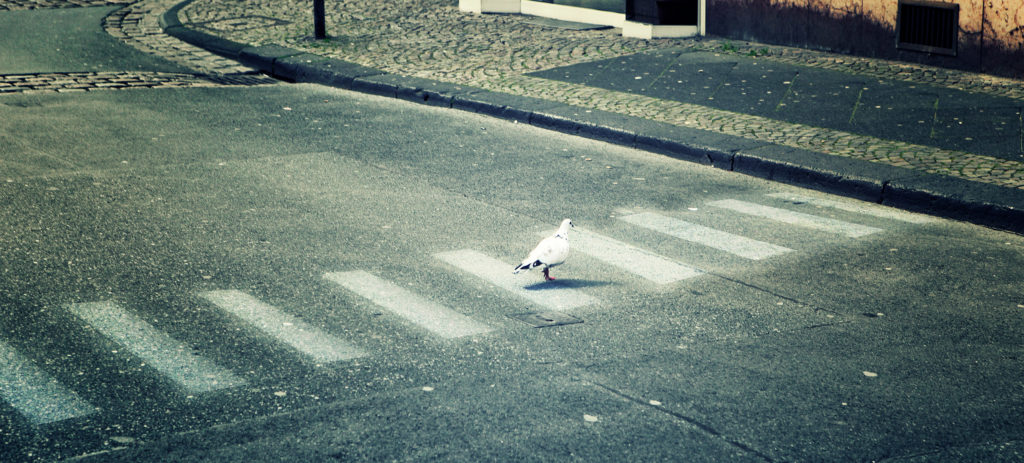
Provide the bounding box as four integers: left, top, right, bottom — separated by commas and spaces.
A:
706, 0, 1024, 78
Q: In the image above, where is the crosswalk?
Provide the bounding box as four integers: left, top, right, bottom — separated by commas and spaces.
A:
0, 341, 96, 425
707, 199, 884, 237
199, 290, 368, 364
67, 301, 247, 394
435, 249, 600, 310
554, 228, 704, 284
618, 211, 793, 260
0, 193, 936, 427
323, 270, 493, 338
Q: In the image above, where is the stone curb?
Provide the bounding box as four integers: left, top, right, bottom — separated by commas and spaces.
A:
160, 1, 1024, 235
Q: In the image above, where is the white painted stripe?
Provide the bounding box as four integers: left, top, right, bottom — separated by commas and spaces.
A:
199, 290, 366, 363
0, 340, 96, 425
434, 249, 599, 310
539, 228, 704, 284
708, 199, 883, 237
766, 193, 936, 224
323, 270, 493, 338
67, 302, 245, 394
618, 212, 792, 260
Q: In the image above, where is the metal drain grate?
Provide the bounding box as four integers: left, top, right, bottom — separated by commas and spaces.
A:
896, 0, 959, 56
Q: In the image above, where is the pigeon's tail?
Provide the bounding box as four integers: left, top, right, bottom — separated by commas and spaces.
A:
513, 260, 542, 274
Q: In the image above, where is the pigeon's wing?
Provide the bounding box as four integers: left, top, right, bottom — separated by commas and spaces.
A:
516, 238, 549, 269
528, 236, 569, 267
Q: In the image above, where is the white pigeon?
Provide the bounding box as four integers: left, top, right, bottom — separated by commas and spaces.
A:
513, 219, 573, 281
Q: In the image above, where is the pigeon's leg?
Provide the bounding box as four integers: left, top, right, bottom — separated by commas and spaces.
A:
543, 267, 555, 281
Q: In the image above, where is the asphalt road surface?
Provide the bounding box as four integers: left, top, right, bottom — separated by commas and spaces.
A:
1, 81, 1023, 462
0, 6, 190, 74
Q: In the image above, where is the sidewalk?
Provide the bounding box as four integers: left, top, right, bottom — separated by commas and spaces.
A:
162, 0, 1022, 233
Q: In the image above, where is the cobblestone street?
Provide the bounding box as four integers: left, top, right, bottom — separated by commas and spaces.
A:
0, 70, 268, 93
176, 0, 1024, 190
2, 0, 1023, 191
0, 0, 130, 9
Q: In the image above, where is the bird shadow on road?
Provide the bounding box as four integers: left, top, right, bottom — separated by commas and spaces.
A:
523, 279, 615, 291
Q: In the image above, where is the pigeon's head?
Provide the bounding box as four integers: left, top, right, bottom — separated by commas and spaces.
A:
558, 218, 574, 234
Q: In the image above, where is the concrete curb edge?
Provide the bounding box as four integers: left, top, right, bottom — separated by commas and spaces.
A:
160, 2, 1024, 234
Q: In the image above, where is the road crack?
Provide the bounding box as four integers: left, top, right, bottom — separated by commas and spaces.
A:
592, 381, 776, 462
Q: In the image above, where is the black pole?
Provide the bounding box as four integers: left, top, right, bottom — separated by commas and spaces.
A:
313, 0, 326, 39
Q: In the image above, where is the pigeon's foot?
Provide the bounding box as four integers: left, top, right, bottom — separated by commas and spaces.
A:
543, 269, 555, 281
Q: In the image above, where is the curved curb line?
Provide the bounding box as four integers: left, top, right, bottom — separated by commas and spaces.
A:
160, 0, 1024, 234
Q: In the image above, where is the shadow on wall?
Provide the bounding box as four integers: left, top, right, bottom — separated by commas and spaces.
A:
706, 0, 1023, 79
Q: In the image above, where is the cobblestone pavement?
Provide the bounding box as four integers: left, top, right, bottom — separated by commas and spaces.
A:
4, 0, 1022, 190
177, 0, 1024, 190
0, 0, 130, 10
0, 70, 274, 94
0, 0, 276, 93
104, 0, 274, 76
